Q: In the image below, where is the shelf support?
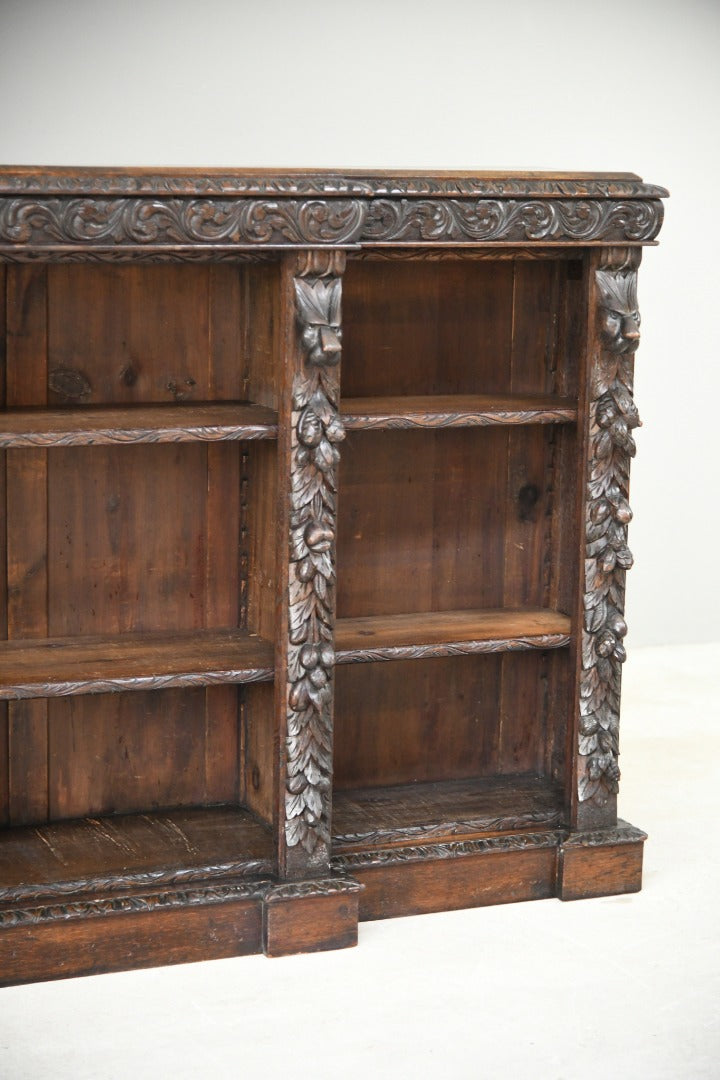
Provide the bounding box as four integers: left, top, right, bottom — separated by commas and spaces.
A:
572, 246, 642, 830
276, 250, 346, 880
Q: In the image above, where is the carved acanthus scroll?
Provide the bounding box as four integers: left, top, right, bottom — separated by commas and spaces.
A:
578, 250, 642, 811
284, 251, 345, 866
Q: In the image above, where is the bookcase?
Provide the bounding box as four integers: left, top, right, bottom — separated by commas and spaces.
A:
0, 169, 666, 984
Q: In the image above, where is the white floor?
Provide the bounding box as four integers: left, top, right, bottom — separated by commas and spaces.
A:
1, 642, 718, 1080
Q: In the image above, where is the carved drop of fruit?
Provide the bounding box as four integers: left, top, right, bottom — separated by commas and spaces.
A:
297, 557, 316, 582
304, 522, 333, 552
299, 644, 318, 671
319, 643, 335, 668
298, 408, 323, 447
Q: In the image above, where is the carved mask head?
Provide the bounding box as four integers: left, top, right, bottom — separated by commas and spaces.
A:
295, 278, 342, 367
596, 269, 640, 354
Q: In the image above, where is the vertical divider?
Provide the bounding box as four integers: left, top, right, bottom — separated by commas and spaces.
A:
570, 246, 642, 830
275, 250, 346, 881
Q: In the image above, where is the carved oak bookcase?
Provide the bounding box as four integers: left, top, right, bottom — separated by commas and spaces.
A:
0, 169, 666, 984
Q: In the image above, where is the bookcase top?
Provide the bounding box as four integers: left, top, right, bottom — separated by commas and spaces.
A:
0, 167, 668, 200
0, 168, 667, 254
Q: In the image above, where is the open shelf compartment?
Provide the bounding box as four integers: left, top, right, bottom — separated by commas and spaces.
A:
0, 260, 281, 843
332, 775, 565, 851
0, 805, 275, 907
332, 251, 583, 845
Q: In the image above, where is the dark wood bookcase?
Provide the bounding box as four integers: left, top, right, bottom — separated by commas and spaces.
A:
0, 169, 667, 984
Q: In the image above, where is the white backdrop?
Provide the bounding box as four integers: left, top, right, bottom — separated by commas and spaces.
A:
1, 0, 718, 647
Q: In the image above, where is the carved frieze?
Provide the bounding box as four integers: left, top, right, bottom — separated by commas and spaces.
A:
578, 251, 642, 809
0, 196, 664, 258
284, 252, 345, 864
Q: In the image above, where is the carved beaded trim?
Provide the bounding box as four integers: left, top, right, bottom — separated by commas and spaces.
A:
331, 831, 563, 870
562, 821, 647, 848
335, 633, 570, 666
0, 172, 668, 199
0, 859, 274, 905
0, 666, 274, 701
0, 196, 664, 257
333, 807, 565, 849
0, 881, 271, 928
284, 252, 345, 864
578, 253, 642, 807
264, 876, 362, 902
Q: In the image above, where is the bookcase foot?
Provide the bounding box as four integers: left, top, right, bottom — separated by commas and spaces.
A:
262, 877, 363, 958
557, 822, 647, 901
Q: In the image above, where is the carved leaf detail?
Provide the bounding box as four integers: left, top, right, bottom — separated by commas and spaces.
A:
0, 196, 664, 257
578, 258, 641, 807
284, 260, 344, 863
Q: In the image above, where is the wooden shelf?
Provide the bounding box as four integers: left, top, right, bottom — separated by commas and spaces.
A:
339, 394, 577, 430
0, 629, 274, 700
335, 608, 571, 664
332, 775, 565, 851
0, 402, 278, 447
0, 806, 274, 907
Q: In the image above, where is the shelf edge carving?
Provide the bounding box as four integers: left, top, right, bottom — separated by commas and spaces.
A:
331, 830, 563, 870
333, 807, 564, 848
335, 633, 570, 665
0, 424, 278, 448
0, 666, 275, 701
341, 409, 577, 430
0, 881, 271, 928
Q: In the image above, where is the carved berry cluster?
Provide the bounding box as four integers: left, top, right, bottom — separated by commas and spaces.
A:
285, 264, 345, 860
579, 264, 641, 806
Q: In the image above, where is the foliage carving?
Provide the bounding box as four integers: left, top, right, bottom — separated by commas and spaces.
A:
284, 252, 345, 864
579, 254, 642, 807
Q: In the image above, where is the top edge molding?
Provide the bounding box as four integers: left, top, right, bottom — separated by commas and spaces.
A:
0, 167, 669, 200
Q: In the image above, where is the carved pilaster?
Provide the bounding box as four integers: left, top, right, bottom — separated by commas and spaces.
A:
575, 248, 642, 828
278, 250, 345, 878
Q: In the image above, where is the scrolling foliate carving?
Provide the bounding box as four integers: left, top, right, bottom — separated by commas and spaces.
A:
0, 196, 664, 257
363, 198, 662, 244
578, 252, 642, 808
284, 252, 345, 862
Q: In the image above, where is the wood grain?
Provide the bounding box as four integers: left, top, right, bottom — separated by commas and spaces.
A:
5, 266, 49, 824
263, 878, 362, 957
559, 838, 644, 900
0, 805, 274, 903
0, 170, 665, 983
0, 629, 274, 699
353, 847, 557, 920
333, 775, 564, 849
0, 402, 278, 446
335, 608, 570, 663
340, 393, 576, 429
0, 896, 264, 987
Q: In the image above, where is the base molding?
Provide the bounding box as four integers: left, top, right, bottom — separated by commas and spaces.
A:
558, 820, 647, 901
332, 820, 647, 921
262, 876, 363, 958
0, 891, 266, 987
0, 824, 646, 984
